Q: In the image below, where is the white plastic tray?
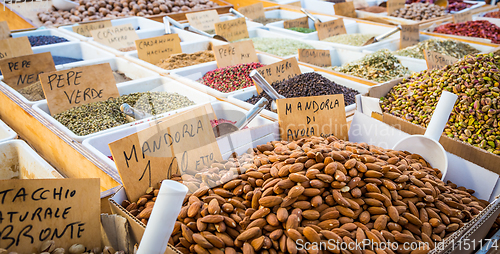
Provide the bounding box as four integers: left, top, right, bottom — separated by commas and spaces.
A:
58, 17, 165, 41
0, 119, 17, 143
0, 57, 159, 106
82, 101, 275, 171
32, 76, 216, 142
282, 0, 377, 15
124, 40, 226, 74
449, 0, 485, 14
11, 28, 80, 47
168, 53, 315, 99
0, 140, 64, 179
87, 27, 212, 56
227, 69, 371, 120
356, 8, 452, 25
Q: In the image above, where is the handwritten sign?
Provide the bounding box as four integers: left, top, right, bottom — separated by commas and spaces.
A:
213, 40, 258, 68
72, 20, 112, 37
0, 37, 33, 61
0, 21, 10, 40
349, 0, 369, 9
334, 2, 356, 18
254, 57, 301, 94
90, 24, 139, 50
400, 24, 420, 49
453, 10, 472, 23
214, 18, 249, 42
39, 63, 119, 116
109, 105, 223, 202
0, 178, 100, 253
424, 49, 458, 70
283, 17, 309, 29
186, 10, 221, 31
135, 34, 182, 65
315, 19, 347, 41
387, 0, 406, 14
298, 49, 332, 67
277, 94, 348, 141
0, 52, 55, 90
238, 3, 265, 20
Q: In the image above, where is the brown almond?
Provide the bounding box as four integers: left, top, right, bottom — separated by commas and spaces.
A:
388, 206, 399, 223
289, 173, 309, 183
192, 234, 214, 249
335, 206, 355, 218
200, 215, 224, 223
286, 214, 299, 230
237, 227, 261, 241
137, 207, 153, 220
259, 196, 283, 207
250, 208, 271, 220
208, 199, 220, 215
374, 215, 388, 231
288, 186, 305, 198
302, 210, 320, 220
303, 226, 321, 243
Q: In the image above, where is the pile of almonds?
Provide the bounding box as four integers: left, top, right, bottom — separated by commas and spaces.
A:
123, 136, 487, 254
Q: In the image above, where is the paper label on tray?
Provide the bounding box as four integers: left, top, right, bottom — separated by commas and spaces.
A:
424, 49, 458, 70
298, 49, 331, 67
453, 10, 472, 23
0, 178, 100, 253
0, 52, 55, 90
186, 10, 220, 31
0, 21, 10, 40
90, 24, 139, 50
213, 40, 258, 68
349, 0, 369, 9
39, 63, 119, 116
254, 57, 301, 94
400, 24, 420, 49
238, 2, 266, 20
334, 2, 356, 18
135, 34, 182, 65
109, 105, 222, 202
315, 18, 347, 41
0, 37, 33, 61
214, 18, 249, 42
387, 0, 406, 14
277, 94, 348, 141
283, 16, 309, 29
72, 20, 112, 37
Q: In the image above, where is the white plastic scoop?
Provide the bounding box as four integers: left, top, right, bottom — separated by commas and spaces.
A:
392, 91, 458, 180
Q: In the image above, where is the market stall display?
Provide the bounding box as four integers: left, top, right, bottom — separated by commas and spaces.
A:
433, 20, 500, 44
394, 39, 480, 59
390, 2, 447, 21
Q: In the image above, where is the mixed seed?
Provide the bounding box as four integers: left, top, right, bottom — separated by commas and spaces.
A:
201, 62, 265, 93
395, 39, 480, 59
246, 37, 314, 57
322, 33, 379, 46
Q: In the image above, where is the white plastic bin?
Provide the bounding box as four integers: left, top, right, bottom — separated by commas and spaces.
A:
58, 17, 165, 41
168, 53, 315, 98
0, 119, 17, 143
82, 101, 275, 171
32, 76, 216, 142
227, 69, 371, 120
0, 140, 64, 179
11, 28, 80, 47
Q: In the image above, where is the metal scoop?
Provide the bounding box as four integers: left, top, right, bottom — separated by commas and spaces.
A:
362, 25, 401, 46
164, 16, 188, 30
163, 15, 230, 42
229, 8, 250, 20
392, 91, 458, 180
301, 8, 322, 24
162, 16, 172, 34
120, 103, 152, 122
249, 70, 285, 112
213, 97, 269, 137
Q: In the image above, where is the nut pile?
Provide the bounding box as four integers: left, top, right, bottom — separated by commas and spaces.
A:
434, 20, 500, 44
37, 0, 218, 27
395, 39, 480, 60
381, 53, 500, 155
201, 62, 265, 93
124, 136, 487, 254
155, 50, 215, 70
246, 72, 359, 111
390, 3, 446, 21
332, 49, 412, 83
322, 33, 379, 46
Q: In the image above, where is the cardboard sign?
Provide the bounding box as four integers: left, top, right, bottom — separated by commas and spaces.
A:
90, 24, 139, 50
400, 24, 420, 49
238, 2, 265, 20
387, 0, 406, 14
334, 2, 356, 18
349, 0, 369, 9
0, 52, 55, 90
453, 10, 472, 23
315, 19, 347, 41
254, 57, 301, 94
424, 49, 458, 70
214, 18, 249, 42
0, 37, 33, 61
298, 49, 332, 67
109, 105, 223, 202
135, 34, 182, 65
72, 20, 112, 37
39, 63, 119, 116
0, 178, 100, 253
186, 10, 220, 31
283, 17, 309, 29
213, 40, 258, 68
277, 94, 348, 141
0, 21, 10, 40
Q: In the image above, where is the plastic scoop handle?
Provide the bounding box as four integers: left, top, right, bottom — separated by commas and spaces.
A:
424, 91, 458, 142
